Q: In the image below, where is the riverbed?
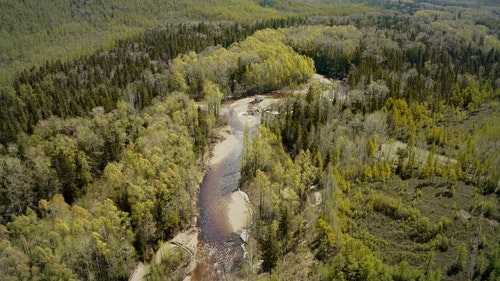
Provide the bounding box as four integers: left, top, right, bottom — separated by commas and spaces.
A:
130, 75, 338, 281
191, 95, 277, 280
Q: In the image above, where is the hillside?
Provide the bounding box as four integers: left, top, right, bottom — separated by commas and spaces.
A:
0, 0, 377, 85
0, 0, 280, 84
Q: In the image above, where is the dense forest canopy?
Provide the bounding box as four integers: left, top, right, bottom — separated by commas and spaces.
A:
0, 0, 499, 280
0, 0, 376, 85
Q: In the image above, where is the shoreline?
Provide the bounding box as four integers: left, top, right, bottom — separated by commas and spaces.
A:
130, 75, 338, 280
226, 189, 251, 234
131, 89, 297, 281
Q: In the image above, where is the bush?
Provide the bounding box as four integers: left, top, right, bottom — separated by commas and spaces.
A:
483, 198, 498, 219
432, 234, 449, 252
372, 193, 419, 220
412, 217, 435, 242
447, 243, 467, 276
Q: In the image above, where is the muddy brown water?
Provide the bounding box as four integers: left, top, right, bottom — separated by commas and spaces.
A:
192, 94, 289, 280
192, 109, 246, 280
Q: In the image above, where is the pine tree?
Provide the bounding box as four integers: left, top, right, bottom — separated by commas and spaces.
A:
260, 220, 281, 273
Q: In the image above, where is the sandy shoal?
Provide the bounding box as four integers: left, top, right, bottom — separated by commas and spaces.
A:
226, 190, 251, 233
209, 133, 240, 165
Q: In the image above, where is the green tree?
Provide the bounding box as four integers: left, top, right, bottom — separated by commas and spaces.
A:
260, 220, 281, 273
448, 243, 467, 275
481, 242, 500, 280
90, 199, 137, 280
203, 80, 223, 118
51, 136, 92, 204
312, 218, 336, 261
278, 203, 293, 256
330, 238, 391, 281
0, 155, 34, 218
0, 238, 31, 281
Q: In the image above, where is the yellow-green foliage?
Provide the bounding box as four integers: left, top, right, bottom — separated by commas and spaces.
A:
169, 28, 315, 98
484, 35, 500, 50
283, 25, 363, 61
370, 192, 420, 221
0, 0, 277, 85
1, 195, 136, 280
232, 29, 315, 94
0, 0, 379, 86
414, 10, 452, 20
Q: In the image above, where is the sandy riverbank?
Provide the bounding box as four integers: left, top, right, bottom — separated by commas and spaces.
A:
227, 189, 251, 233
221, 95, 278, 234
209, 132, 239, 165
208, 96, 262, 234
131, 77, 326, 281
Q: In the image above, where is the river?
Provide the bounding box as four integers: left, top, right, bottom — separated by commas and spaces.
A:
191, 100, 252, 281
129, 76, 336, 281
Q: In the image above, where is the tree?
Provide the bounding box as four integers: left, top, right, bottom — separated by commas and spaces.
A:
23, 145, 61, 204
293, 149, 318, 199
278, 203, 293, 256
51, 136, 92, 204
420, 144, 436, 180
330, 238, 391, 281
0, 238, 31, 281
367, 136, 378, 158
249, 170, 277, 221
260, 220, 281, 273
203, 81, 223, 118
0, 155, 34, 218
448, 243, 467, 275
481, 242, 500, 280
312, 218, 336, 261
90, 199, 136, 280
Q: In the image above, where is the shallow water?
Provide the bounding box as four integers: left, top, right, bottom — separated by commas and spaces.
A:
192, 108, 245, 280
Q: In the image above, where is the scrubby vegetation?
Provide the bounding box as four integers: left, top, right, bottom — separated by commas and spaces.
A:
238, 4, 500, 281
0, 0, 499, 280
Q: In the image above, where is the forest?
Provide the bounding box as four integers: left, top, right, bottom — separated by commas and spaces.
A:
0, 0, 499, 280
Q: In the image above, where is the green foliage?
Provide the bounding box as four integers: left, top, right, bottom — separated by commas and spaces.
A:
481, 243, 500, 280
447, 243, 467, 276
168, 28, 315, 99
203, 81, 224, 118
1, 18, 310, 145
283, 25, 363, 78
145, 244, 190, 281
0, 92, 207, 276
371, 192, 420, 221
1, 0, 499, 279
2, 195, 136, 280
239, 12, 500, 279
0, 0, 293, 84
312, 218, 337, 260
392, 259, 426, 281
242, 126, 288, 186
457, 115, 500, 194
328, 238, 391, 281
432, 234, 450, 252
113, 95, 200, 257
232, 29, 315, 95
260, 220, 281, 273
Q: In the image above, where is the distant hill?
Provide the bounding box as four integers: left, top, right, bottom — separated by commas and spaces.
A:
0, 0, 283, 84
